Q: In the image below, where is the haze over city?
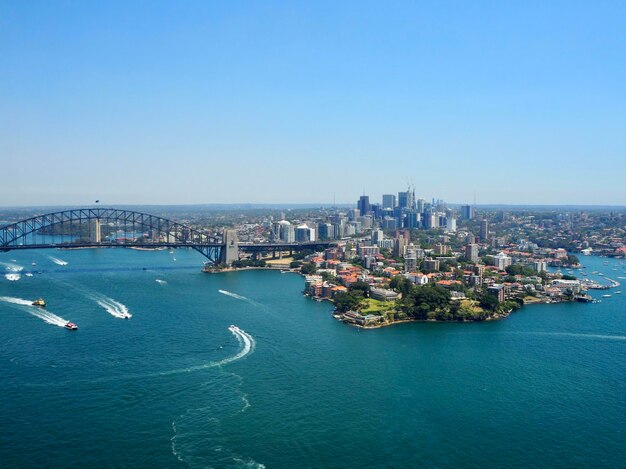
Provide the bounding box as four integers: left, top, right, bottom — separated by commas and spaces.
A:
1, 1, 625, 206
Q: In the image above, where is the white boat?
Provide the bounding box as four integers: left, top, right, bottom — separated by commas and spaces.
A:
602, 294, 611, 298
616, 291, 622, 294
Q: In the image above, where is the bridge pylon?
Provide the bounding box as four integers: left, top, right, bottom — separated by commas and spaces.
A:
220, 229, 239, 265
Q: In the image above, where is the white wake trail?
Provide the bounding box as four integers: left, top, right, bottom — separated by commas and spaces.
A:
1, 262, 24, 272
156, 279, 167, 285
219, 290, 250, 301
159, 326, 255, 376
48, 256, 68, 266
89, 293, 131, 319
0, 296, 69, 327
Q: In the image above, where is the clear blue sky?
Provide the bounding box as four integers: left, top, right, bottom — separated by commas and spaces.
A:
1, 1, 625, 206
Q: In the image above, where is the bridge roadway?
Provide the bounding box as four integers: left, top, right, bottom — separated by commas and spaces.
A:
0, 207, 337, 264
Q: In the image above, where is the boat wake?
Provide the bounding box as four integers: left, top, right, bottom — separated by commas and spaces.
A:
1, 262, 24, 272
219, 289, 247, 300
160, 325, 255, 376
528, 332, 626, 341
48, 256, 68, 266
88, 293, 132, 319
0, 296, 69, 327
170, 369, 263, 468
156, 279, 167, 285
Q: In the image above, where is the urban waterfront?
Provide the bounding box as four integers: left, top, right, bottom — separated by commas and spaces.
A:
0, 248, 624, 468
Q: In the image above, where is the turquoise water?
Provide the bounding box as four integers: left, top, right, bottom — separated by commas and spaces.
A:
1, 249, 625, 468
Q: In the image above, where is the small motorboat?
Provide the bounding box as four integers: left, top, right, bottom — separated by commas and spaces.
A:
32, 298, 46, 307
65, 322, 78, 330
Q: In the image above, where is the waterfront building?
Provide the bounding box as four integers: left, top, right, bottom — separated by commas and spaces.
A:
370, 287, 400, 302
551, 279, 582, 294
487, 284, 506, 303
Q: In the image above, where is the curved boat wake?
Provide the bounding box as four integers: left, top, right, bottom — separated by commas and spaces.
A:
0, 296, 69, 327
160, 325, 255, 376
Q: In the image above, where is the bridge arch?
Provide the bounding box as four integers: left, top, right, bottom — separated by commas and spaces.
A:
0, 208, 223, 263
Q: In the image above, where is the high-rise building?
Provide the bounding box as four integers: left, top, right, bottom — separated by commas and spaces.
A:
480, 219, 489, 241
465, 243, 479, 263
461, 205, 475, 220
371, 229, 384, 244
357, 196, 370, 216
382, 194, 396, 210
493, 252, 512, 270
398, 191, 415, 209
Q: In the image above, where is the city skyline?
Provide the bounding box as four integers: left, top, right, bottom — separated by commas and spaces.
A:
2, 1, 626, 206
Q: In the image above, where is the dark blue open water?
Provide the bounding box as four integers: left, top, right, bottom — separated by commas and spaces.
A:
1, 249, 625, 468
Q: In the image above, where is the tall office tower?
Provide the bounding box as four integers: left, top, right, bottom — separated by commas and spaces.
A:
370, 203, 382, 219
461, 205, 475, 220
398, 191, 415, 209
416, 198, 426, 213
465, 243, 479, 263
480, 219, 489, 241
371, 229, 384, 244
357, 195, 370, 215
382, 194, 396, 210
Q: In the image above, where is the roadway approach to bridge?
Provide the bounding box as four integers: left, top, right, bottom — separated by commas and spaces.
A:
0, 207, 335, 265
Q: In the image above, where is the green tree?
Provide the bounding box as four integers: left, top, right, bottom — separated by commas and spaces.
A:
300, 262, 317, 275
334, 291, 363, 313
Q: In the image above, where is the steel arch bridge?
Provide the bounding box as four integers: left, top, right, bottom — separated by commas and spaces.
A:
0, 208, 224, 264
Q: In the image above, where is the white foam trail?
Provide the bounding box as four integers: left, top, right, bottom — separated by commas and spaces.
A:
25, 273, 33, 277
617, 277, 626, 280
5, 274, 21, 281
159, 326, 255, 376
0, 296, 69, 327
525, 332, 626, 341
89, 294, 131, 319
1, 262, 23, 272
48, 256, 68, 266
218, 290, 249, 301
156, 279, 167, 285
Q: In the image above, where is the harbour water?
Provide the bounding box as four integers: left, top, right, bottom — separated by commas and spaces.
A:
1, 249, 625, 468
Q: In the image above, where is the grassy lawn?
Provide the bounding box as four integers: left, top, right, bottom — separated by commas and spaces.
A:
361, 298, 396, 315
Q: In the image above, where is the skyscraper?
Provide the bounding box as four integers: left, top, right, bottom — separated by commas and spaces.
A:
461, 205, 475, 220
465, 243, 479, 262
480, 219, 489, 241
357, 195, 370, 216
382, 194, 396, 210
398, 191, 414, 209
